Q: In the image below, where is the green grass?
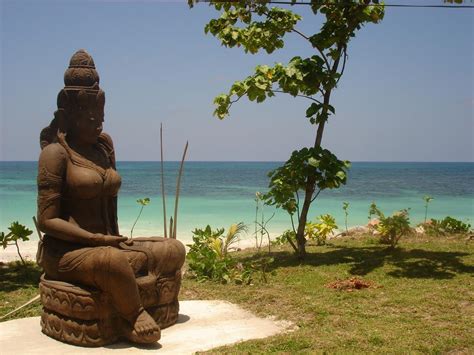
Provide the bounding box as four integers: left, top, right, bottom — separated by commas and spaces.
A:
182, 235, 474, 354
0, 261, 42, 320
1, 235, 473, 354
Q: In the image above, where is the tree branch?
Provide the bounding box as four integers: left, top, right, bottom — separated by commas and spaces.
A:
228, 90, 248, 112
271, 90, 323, 104
256, 7, 331, 71
314, 44, 343, 148
335, 45, 347, 86
290, 214, 297, 235
287, 27, 330, 70
287, 216, 299, 252
311, 188, 322, 203
289, 27, 330, 70
295, 189, 300, 220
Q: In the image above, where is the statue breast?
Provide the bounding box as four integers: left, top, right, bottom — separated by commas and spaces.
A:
64, 160, 121, 200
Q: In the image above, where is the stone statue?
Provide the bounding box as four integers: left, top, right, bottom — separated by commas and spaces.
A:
36, 49, 186, 346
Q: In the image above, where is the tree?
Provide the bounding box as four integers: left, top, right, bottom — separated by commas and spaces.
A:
1, 221, 33, 265
190, 0, 384, 258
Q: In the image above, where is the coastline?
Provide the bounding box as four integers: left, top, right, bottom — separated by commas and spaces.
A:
0, 226, 371, 263
0, 233, 273, 263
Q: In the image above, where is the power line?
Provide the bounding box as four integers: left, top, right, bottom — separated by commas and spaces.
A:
195, 1, 474, 9
270, 1, 474, 7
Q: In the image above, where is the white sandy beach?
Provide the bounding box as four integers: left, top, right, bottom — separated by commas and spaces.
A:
0, 235, 271, 263
0, 226, 370, 263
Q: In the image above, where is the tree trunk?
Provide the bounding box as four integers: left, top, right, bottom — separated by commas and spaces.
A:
295, 176, 316, 258
294, 49, 342, 258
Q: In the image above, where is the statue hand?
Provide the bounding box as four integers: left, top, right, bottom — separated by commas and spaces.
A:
122, 238, 134, 246
92, 234, 128, 247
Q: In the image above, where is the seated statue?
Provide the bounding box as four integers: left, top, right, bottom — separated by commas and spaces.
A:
36, 49, 185, 346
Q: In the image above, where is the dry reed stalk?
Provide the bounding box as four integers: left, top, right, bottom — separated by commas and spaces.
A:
172, 141, 188, 239
160, 123, 168, 238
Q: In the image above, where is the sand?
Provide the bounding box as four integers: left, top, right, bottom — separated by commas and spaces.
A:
0, 237, 265, 263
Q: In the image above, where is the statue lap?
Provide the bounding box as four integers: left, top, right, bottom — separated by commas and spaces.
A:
39, 237, 185, 347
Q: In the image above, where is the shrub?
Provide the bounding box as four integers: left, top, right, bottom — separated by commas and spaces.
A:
305, 214, 338, 246
425, 216, 471, 236
369, 203, 411, 248
186, 223, 251, 284
272, 230, 296, 246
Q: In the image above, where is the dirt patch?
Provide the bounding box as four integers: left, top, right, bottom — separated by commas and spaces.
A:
326, 277, 379, 291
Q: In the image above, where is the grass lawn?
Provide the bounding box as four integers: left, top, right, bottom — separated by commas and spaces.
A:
1, 235, 473, 353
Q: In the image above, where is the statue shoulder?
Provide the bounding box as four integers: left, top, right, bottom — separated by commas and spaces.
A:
98, 132, 117, 167
38, 143, 68, 175
99, 132, 115, 149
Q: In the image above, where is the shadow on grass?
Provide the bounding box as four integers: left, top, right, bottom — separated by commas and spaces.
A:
243, 245, 474, 279
0, 261, 41, 292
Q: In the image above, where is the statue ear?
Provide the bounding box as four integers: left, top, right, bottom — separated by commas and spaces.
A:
96, 90, 105, 108
55, 109, 67, 134
57, 89, 68, 109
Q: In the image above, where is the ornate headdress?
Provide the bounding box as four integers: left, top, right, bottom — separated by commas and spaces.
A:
58, 49, 104, 110
40, 50, 105, 149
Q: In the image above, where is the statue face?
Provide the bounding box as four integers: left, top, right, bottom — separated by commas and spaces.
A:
70, 100, 104, 144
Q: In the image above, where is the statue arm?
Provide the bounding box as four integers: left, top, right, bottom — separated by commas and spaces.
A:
37, 144, 126, 246
99, 132, 120, 235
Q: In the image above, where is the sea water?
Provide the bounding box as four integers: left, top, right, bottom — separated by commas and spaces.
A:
1, 161, 473, 243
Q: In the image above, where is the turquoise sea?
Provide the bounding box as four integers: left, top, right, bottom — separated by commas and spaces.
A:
1, 162, 473, 243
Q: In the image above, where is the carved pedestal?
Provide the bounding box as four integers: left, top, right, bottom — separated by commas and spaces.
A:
39, 271, 181, 347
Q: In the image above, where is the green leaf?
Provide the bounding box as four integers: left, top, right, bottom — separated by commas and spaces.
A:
0, 232, 9, 249
336, 171, 346, 180
137, 197, 151, 206
306, 103, 322, 118
8, 221, 33, 241
308, 157, 320, 168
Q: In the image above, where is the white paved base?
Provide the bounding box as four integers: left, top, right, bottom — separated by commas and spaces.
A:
0, 300, 293, 354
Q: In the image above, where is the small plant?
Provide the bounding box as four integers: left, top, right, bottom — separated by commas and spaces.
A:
130, 197, 150, 238
425, 216, 471, 236
369, 201, 380, 220
254, 192, 261, 248
272, 229, 296, 247
342, 202, 350, 233
253, 191, 275, 252
305, 214, 338, 246
186, 223, 251, 284
0, 222, 33, 265
423, 195, 434, 223
249, 256, 275, 283
369, 203, 411, 248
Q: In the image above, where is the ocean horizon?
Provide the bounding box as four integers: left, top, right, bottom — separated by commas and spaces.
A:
1, 161, 473, 243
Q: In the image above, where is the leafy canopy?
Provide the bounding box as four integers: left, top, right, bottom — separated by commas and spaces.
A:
263, 147, 350, 215
199, 0, 384, 124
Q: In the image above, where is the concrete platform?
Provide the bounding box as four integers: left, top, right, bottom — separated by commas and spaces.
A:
0, 300, 293, 354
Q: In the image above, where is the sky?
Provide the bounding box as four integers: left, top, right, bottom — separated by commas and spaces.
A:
1, 0, 473, 162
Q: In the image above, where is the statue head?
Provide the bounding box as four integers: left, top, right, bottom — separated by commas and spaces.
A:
41, 49, 105, 148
